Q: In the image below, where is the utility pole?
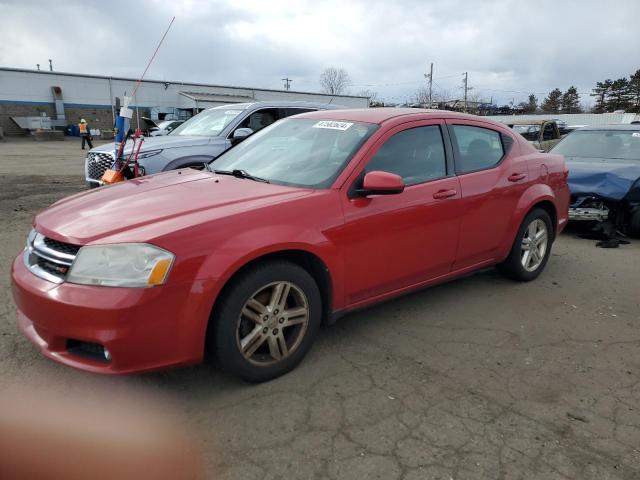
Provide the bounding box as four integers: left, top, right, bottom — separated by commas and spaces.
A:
463, 72, 468, 112
48, 59, 53, 71
424, 62, 433, 107
282, 77, 292, 91
429, 62, 433, 106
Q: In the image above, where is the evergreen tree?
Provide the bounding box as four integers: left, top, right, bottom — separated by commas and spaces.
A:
606, 78, 632, 111
561, 86, 581, 113
527, 94, 538, 113
541, 88, 562, 113
591, 79, 613, 113
629, 69, 640, 113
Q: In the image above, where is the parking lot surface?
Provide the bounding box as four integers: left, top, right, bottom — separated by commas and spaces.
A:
1, 138, 639, 479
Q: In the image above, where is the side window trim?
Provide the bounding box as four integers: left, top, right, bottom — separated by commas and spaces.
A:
445, 121, 508, 176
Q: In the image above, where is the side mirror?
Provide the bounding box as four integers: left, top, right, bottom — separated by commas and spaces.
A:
232, 128, 253, 142
358, 171, 405, 196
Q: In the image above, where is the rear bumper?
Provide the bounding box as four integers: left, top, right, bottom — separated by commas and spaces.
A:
11, 253, 211, 374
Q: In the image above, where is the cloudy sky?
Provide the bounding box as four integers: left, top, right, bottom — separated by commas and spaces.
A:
1, 0, 638, 106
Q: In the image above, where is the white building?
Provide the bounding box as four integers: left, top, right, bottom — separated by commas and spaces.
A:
0, 67, 369, 135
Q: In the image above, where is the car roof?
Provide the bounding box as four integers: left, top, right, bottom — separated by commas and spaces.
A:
575, 124, 640, 131
208, 101, 344, 111
293, 108, 506, 127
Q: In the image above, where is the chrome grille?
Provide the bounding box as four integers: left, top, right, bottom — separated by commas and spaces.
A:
86, 152, 114, 181
24, 230, 81, 283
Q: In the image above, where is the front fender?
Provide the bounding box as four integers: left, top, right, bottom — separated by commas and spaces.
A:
196, 224, 342, 293
498, 183, 558, 260
187, 225, 343, 353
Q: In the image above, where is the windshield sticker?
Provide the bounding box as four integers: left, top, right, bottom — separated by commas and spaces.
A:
313, 120, 353, 131
224, 110, 242, 115
632, 132, 640, 138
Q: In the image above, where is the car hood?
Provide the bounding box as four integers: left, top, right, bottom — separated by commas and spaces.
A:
35, 169, 313, 244
89, 134, 219, 155
566, 157, 640, 202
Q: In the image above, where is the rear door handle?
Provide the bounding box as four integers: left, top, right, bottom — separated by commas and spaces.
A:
508, 173, 527, 182
433, 189, 457, 200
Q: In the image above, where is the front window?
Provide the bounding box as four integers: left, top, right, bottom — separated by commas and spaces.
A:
551, 130, 640, 161
170, 106, 248, 137
212, 118, 378, 188
365, 125, 447, 185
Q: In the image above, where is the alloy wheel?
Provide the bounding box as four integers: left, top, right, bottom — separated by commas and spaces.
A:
236, 281, 310, 366
521, 219, 548, 272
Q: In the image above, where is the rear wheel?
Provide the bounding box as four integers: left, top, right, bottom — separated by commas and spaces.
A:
497, 208, 553, 281
211, 261, 321, 382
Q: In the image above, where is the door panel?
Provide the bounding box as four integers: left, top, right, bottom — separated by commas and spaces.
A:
340, 121, 461, 306
447, 120, 530, 269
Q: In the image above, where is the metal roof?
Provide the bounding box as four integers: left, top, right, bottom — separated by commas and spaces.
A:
0, 66, 369, 100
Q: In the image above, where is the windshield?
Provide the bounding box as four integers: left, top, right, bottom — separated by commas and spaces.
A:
512, 124, 540, 141
551, 129, 640, 161
170, 107, 245, 137
212, 118, 378, 188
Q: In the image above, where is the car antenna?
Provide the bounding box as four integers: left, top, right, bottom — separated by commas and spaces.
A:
112, 16, 176, 177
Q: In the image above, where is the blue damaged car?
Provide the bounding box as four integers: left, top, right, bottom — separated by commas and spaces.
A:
550, 124, 640, 238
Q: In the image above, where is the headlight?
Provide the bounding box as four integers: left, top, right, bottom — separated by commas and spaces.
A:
66, 244, 174, 288
137, 149, 163, 159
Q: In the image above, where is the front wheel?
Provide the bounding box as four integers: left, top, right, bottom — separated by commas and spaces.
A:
211, 261, 322, 382
497, 208, 553, 281
628, 207, 640, 239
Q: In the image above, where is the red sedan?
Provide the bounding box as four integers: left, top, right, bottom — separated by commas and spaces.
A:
11, 109, 569, 382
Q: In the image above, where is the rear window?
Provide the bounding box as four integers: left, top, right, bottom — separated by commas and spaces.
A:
451, 125, 504, 173
551, 130, 640, 161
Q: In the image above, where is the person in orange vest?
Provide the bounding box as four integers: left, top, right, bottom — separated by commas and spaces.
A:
79, 119, 94, 150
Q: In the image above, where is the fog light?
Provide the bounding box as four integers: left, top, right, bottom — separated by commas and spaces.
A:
104, 349, 112, 361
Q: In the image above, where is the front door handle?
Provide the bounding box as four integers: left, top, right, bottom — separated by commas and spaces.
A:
508, 173, 527, 182
433, 189, 457, 200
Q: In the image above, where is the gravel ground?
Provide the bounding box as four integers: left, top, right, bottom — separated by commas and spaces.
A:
1, 138, 639, 479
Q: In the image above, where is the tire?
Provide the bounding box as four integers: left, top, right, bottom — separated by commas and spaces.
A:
211, 261, 322, 382
497, 208, 553, 282
629, 207, 640, 239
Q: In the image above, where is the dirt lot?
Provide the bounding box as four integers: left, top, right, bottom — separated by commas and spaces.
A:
1, 137, 639, 479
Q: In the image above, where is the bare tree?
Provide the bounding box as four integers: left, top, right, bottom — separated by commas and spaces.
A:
320, 67, 351, 95
357, 89, 379, 106
413, 86, 451, 106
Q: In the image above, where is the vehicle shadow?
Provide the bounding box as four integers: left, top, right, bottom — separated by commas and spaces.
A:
143, 265, 517, 394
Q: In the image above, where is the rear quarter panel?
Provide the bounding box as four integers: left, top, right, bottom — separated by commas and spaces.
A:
496, 150, 569, 259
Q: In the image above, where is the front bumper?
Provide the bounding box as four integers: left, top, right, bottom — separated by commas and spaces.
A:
568, 206, 609, 222
11, 253, 211, 374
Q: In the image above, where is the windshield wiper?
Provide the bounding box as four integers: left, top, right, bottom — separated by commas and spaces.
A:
203, 161, 213, 172
213, 169, 270, 183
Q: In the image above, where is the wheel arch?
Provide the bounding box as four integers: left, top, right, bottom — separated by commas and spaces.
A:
205, 249, 334, 352
530, 199, 558, 239
498, 185, 559, 260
